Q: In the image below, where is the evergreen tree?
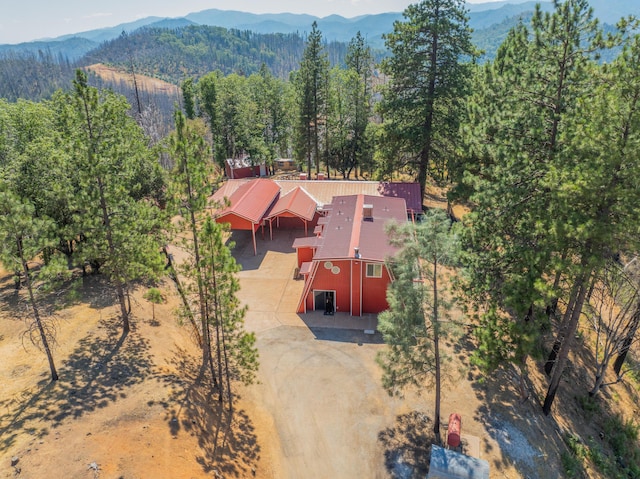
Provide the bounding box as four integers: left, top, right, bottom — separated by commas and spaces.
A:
380, 0, 476, 199
0, 188, 66, 381
0, 98, 77, 266
294, 22, 329, 177
63, 70, 165, 335
168, 111, 218, 377
377, 209, 458, 440
345, 32, 374, 178
199, 217, 258, 408
182, 77, 197, 120
458, 1, 640, 413
248, 65, 292, 171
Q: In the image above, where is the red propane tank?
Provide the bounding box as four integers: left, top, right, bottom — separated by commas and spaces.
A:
447, 413, 462, 448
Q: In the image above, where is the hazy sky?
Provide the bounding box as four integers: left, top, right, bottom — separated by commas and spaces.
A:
0, 0, 505, 45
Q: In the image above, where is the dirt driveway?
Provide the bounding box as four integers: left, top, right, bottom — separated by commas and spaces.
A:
230, 230, 507, 479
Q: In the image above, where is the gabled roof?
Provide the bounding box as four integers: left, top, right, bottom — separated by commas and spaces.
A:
265, 186, 319, 222
313, 194, 406, 262
216, 179, 422, 213
212, 178, 280, 224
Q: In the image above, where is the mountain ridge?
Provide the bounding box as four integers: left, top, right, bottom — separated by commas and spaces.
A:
0, 1, 636, 65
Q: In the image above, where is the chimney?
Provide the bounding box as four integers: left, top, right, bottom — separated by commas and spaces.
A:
363, 204, 373, 221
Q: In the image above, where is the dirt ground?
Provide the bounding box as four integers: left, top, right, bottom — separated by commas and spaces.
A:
1, 228, 638, 478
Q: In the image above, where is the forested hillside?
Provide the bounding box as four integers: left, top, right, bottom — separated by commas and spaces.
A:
83, 26, 353, 83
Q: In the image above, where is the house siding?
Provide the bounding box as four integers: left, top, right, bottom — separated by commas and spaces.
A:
362, 264, 392, 314
297, 247, 314, 268
351, 260, 362, 316
304, 260, 351, 312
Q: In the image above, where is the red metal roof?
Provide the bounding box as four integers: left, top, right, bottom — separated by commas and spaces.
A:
292, 236, 321, 249
265, 186, 318, 222
312, 194, 407, 262
212, 178, 280, 224
214, 179, 422, 213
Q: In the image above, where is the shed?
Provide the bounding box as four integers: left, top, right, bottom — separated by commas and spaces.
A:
427, 445, 490, 479
275, 158, 295, 171
225, 157, 266, 179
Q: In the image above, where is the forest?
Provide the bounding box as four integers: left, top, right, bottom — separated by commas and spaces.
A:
1, 0, 640, 477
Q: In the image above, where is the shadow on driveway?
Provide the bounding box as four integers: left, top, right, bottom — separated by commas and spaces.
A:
309, 327, 384, 344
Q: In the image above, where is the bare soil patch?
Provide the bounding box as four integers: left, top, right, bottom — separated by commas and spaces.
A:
84, 64, 181, 96
0, 269, 271, 479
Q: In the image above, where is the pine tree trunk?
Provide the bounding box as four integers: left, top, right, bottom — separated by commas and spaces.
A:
19, 243, 58, 381
517, 357, 530, 402
545, 281, 579, 376
163, 247, 202, 346
613, 301, 640, 376
97, 176, 130, 334
589, 373, 605, 397
432, 256, 441, 442
543, 275, 589, 415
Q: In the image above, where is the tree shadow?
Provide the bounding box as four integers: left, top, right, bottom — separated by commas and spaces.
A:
0, 317, 154, 451
157, 347, 260, 477
378, 411, 435, 479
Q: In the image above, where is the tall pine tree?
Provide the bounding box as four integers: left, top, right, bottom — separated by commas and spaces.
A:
380, 0, 476, 199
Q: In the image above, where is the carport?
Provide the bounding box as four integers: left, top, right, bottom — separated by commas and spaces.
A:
211, 178, 280, 255
264, 186, 319, 238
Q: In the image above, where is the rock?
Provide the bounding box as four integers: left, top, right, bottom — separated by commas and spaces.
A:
88, 462, 99, 471
10, 456, 19, 467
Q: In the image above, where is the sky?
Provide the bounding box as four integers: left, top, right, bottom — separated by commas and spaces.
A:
0, 0, 506, 45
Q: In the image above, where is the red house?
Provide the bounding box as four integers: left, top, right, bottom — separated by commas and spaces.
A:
293, 194, 407, 316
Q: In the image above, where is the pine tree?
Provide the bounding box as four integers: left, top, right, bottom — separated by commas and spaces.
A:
168, 111, 218, 377
0, 188, 65, 381
380, 0, 476, 199
199, 217, 258, 408
377, 209, 458, 440
294, 22, 329, 177
63, 70, 165, 335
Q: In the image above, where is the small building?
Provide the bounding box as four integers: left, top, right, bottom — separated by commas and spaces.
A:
275, 158, 295, 171
427, 445, 490, 479
293, 194, 407, 316
225, 157, 266, 179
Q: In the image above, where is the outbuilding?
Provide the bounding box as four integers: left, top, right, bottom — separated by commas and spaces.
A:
224, 157, 267, 179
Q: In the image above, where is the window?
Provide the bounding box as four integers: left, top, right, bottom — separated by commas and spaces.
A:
366, 263, 382, 278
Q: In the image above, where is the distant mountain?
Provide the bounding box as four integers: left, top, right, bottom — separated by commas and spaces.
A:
55, 17, 166, 44
0, 0, 637, 67
0, 37, 97, 61
468, 2, 553, 29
